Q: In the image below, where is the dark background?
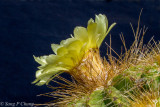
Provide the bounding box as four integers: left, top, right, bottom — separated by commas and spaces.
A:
0, 0, 160, 105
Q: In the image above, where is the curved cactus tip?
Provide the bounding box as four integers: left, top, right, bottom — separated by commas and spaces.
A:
32, 14, 116, 86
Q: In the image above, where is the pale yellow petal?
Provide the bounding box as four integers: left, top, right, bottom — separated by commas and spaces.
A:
57, 47, 68, 56
51, 43, 62, 55
60, 37, 76, 46
74, 27, 88, 42
32, 75, 52, 86
65, 40, 83, 53
45, 54, 58, 64
58, 56, 74, 67
32, 67, 68, 86
87, 22, 97, 48
35, 69, 43, 78
106, 22, 116, 36
44, 66, 68, 73
95, 14, 108, 35
33, 55, 47, 65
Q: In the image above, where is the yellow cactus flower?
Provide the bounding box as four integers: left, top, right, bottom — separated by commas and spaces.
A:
32, 14, 116, 86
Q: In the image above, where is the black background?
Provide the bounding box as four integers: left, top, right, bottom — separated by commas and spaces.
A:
0, 0, 160, 105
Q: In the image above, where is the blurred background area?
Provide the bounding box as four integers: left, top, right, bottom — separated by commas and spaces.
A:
0, 0, 159, 104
